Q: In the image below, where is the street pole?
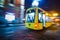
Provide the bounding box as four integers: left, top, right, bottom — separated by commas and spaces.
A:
20, 0, 25, 23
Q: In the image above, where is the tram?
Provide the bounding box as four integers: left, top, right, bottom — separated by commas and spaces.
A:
25, 7, 52, 30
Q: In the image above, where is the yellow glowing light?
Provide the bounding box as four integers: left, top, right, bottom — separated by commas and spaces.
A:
55, 19, 59, 21
45, 13, 49, 16
50, 17, 56, 20
53, 13, 58, 17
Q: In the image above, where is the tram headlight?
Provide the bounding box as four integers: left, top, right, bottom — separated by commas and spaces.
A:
35, 24, 38, 26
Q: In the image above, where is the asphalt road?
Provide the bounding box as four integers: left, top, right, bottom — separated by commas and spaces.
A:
14, 23, 60, 40
0, 22, 60, 40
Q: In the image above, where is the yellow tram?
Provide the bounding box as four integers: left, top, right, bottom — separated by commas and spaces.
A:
25, 7, 52, 30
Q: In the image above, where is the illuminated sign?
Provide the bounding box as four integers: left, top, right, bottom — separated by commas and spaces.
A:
0, 0, 4, 5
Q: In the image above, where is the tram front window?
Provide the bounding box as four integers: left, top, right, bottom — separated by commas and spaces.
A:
26, 12, 35, 22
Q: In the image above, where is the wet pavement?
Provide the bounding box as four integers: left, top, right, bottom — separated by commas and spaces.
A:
0, 23, 60, 40
14, 23, 60, 40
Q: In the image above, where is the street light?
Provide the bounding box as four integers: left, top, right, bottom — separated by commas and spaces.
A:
32, 0, 39, 7
34, 0, 42, 2
52, 13, 58, 17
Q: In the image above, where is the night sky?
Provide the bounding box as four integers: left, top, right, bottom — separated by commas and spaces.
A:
25, 0, 60, 12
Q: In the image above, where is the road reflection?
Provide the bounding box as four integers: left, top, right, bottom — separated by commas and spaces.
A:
0, 21, 60, 40
14, 23, 60, 40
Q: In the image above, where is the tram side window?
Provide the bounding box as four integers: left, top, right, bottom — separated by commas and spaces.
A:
26, 12, 35, 22
38, 13, 43, 23
45, 16, 52, 22
42, 14, 51, 22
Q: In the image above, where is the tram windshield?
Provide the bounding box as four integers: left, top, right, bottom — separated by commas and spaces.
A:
26, 9, 43, 23
26, 12, 35, 22
26, 9, 51, 23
